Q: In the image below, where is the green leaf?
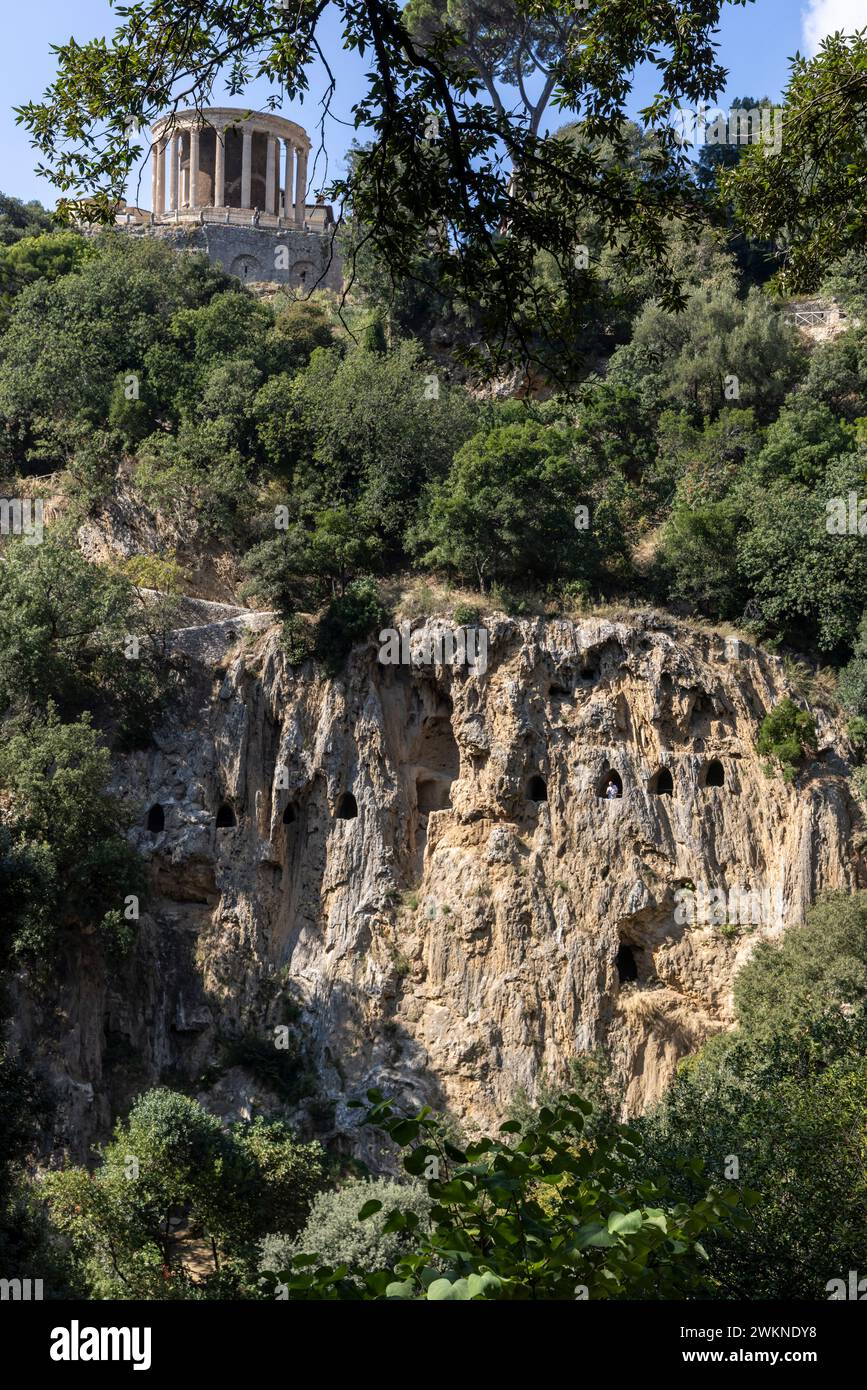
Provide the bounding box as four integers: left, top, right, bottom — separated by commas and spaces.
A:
385, 1280, 415, 1299
427, 1277, 471, 1300
357, 1199, 383, 1220
574, 1223, 616, 1248
608, 1210, 644, 1236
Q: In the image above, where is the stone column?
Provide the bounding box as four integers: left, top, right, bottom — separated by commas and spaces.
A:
169, 132, 180, 211
151, 140, 159, 213
294, 144, 308, 227
214, 125, 226, 208
155, 138, 167, 215
176, 135, 184, 209
265, 135, 277, 215
189, 124, 200, 209
241, 127, 253, 208
282, 139, 294, 222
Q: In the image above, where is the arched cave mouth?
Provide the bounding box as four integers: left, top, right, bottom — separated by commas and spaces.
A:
417, 778, 451, 814
216, 803, 237, 828
146, 803, 165, 833
527, 774, 548, 803
282, 803, 296, 825
704, 759, 725, 788
336, 792, 358, 820
597, 768, 623, 799
616, 942, 639, 985
651, 767, 674, 796
580, 667, 598, 683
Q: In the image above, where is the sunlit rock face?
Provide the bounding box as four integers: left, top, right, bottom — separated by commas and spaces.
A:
13, 607, 861, 1164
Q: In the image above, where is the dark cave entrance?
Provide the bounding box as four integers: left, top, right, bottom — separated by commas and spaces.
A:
527, 774, 548, 802
146, 804, 164, 833
651, 767, 674, 796
597, 769, 623, 799
616, 943, 639, 985
336, 792, 358, 820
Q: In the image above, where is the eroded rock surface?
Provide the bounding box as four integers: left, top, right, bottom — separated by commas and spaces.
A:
13, 610, 862, 1163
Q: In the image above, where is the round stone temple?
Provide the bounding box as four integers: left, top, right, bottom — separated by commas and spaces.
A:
150, 108, 312, 230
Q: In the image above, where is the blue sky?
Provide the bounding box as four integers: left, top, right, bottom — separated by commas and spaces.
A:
1, 0, 863, 208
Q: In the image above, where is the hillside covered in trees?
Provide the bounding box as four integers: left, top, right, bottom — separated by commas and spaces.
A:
2, 1, 867, 1315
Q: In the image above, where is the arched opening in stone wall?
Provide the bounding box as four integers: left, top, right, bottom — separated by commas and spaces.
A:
527, 774, 548, 802
291, 259, 315, 288
616, 942, 638, 985
651, 767, 673, 796
230, 253, 263, 280
704, 759, 725, 787
336, 792, 358, 820
282, 803, 296, 825
216, 803, 237, 828
597, 768, 623, 799
147, 804, 165, 833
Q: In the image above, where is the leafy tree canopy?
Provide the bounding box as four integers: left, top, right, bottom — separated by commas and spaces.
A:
723, 33, 867, 296
0, 532, 163, 734
413, 418, 614, 590
268, 1089, 751, 1300
0, 707, 145, 963
43, 1088, 325, 1299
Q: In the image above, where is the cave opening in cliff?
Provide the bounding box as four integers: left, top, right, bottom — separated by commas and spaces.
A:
580, 667, 597, 682
616, 942, 638, 984
705, 759, 725, 787
336, 792, 358, 819
597, 769, 623, 799
147, 803, 164, 833
417, 778, 450, 813
651, 767, 674, 796
282, 803, 296, 824
216, 803, 237, 828
527, 774, 547, 802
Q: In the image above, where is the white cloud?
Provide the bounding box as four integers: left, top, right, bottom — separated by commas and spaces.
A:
802, 0, 867, 56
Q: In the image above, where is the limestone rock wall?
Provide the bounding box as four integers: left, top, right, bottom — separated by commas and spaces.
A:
12, 611, 862, 1164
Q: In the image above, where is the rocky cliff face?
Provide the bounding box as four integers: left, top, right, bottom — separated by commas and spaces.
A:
13, 606, 862, 1165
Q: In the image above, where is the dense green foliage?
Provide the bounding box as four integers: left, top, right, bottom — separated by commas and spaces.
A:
0, 709, 145, 963
0, 191, 52, 246
1, 225, 866, 660
733, 893, 867, 1044
724, 34, 867, 296
266, 1091, 750, 1300
43, 1089, 324, 1299
635, 893, 867, 1299
413, 420, 614, 591
0, 531, 167, 965
262, 1177, 431, 1281
0, 1043, 71, 1294
757, 698, 817, 782
0, 533, 163, 731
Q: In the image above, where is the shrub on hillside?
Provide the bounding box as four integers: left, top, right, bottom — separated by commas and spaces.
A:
261, 1177, 431, 1282
757, 697, 816, 781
